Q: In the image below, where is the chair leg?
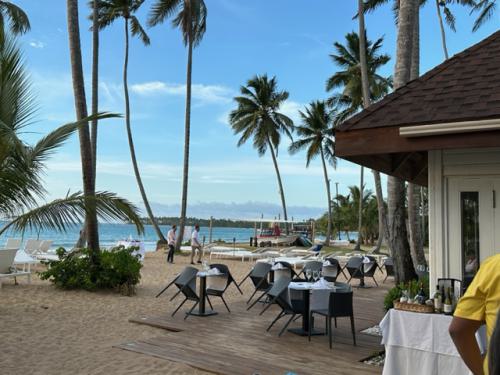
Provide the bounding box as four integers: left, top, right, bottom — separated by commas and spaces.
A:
350, 315, 357, 346
234, 281, 244, 295
206, 295, 214, 310
247, 290, 268, 311
184, 300, 199, 320
259, 300, 273, 315
169, 290, 181, 302
171, 297, 187, 317
334, 317, 337, 328
156, 281, 174, 298
383, 274, 388, 283
246, 287, 259, 304
328, 317, 333, 349
372, 276, 379, 287
267, 311, 284, 332
221, 295, 231, 313
278, 314, 295, 336
293, 315, 301, 322
308, 312, 313, 342
238, 273, 250, 287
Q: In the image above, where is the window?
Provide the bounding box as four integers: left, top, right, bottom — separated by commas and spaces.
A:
461, 192, 480, 290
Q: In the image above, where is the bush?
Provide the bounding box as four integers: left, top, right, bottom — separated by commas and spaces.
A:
383, 276, 430, 311
39, 246, 142, 295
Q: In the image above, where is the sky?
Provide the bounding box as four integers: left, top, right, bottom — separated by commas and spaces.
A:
14, 0, 500, 220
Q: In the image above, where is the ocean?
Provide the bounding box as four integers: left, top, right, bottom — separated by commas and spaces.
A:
0, 223, 358, 251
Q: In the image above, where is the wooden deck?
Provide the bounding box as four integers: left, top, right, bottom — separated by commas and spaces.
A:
115, 277, 389, 375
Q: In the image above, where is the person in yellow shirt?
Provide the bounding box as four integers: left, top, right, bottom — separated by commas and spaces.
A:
449, 254, 500, 375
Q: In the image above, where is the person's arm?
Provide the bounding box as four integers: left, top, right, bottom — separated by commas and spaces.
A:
449, 316, 484, 375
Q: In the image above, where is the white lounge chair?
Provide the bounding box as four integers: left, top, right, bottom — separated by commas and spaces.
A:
34, 240, 56, 261
24, 239, 43, 256
5, 238, 22, 249
0, 248, 31, 288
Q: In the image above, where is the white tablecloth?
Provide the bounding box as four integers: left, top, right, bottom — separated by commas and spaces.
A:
115, 240, 145, 261
380, 309, 486, 375
288, 280, 342, 310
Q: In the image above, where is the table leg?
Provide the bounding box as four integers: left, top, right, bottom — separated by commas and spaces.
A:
187, 275, 217, 317
288, 289, 324, 336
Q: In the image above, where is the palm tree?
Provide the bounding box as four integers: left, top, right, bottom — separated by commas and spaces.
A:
229, 75, 294, 230
0, 31, 144, 238
148, 0, 207, 250
67, 0, 100, 260
471, 0, 498, 31
0, 1, 30, 36
289, 101, 336, 245
96, 0, 167, 245
326, 29, 391, 252
91, 0, 99, 180
389, 0, 418, 283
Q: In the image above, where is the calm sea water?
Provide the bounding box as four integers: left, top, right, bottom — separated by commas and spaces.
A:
0, 222, 357, 251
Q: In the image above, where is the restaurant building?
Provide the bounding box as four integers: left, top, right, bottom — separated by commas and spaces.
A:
335, 30, 500, 291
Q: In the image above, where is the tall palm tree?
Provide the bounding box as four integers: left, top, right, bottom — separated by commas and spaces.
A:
389, 0, 418, 283
0, 31, 144, 238
67, 0, 100, 259
326, 29, 391, 252
0, 1, 30, 36
96, 0, 167, 245
289, 101, 336, 245
148, 0, 207, 250
229, 75, 294, 229
91, 0, 99, 180
471, 0, 497, 31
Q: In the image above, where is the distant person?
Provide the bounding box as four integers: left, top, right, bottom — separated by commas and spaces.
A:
190, 224, 202, 264
449, 254, 500, 375
490, 311, 500, 375
166, 225, 176, 264
273, 223, 281, 237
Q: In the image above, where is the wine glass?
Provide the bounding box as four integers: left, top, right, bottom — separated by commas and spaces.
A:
312, 270, 319, 282
305, 269, 312, 282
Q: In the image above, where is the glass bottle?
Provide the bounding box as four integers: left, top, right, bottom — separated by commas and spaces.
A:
416, 282, 426, 305
443, 287, 453, 315
433, 285, 442, 313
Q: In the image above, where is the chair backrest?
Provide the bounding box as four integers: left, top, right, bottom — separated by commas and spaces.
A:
322, 259, 339, 282
438, 278, 463, 299
5, 238, 21, 249
363, 259, 378, 276
209, 263, 232, 286
275, 261, 296, 278
329, 291, 354, 317
384, 257, 394, 276
250, 262, 272, 289
0, 248, 18, 274
333, 282, 352, 292
175, 266, 198, 299
24, 239, 42, 255
303, 261, 323, 274
38, 240, 53, 253
267, 277, 292, 311
346, 257, 364, 278
207, 264, 230, 292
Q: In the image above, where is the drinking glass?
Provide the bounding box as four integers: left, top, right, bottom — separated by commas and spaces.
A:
202, 260, 208, 271
312, 270, 319, 282
305, 269, 312, 281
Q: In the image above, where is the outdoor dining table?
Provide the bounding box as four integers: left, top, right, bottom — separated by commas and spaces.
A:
287, 280, 340, 336
186, 271, 218, 317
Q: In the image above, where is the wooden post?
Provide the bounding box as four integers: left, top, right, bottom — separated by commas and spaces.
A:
254, 221, 257, 247
208, 216, 213, 244
311, 220, 316, 242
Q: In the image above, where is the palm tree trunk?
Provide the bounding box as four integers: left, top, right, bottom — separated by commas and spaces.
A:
389, 0, 418, 284
267, 138, 288, 233
176, 38, 194, 250
91, 0, 98, 178
66, 0, 100, 259
355, 166, 364, 250
320, 147, 332, 246
408, 6, 427, 270
435, 0, 449, 59
372, 170, 388, 253
122, 19, 166, 244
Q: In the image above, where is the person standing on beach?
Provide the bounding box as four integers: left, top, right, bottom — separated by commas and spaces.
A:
166, 225, 176, 263
190, 224, 202, 264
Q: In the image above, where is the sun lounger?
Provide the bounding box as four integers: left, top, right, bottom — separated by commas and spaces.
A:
23, 239, 43, 256
5, 238, 22, 249
0, 248, 31, 288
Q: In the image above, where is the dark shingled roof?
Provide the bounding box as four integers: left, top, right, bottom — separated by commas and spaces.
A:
338, 30, 500, 132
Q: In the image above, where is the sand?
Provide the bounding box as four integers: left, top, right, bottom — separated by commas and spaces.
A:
0, 251, 259, 375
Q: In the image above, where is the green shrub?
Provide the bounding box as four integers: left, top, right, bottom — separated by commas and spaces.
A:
383, 276, 430, 311
39, 246, 142, 295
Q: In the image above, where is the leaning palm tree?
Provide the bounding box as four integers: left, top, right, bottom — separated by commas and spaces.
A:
289, 101, 336, 245
471, 0, 497, 31
96, 0, 167, 245
148, 0, 207, 250
229, 75, 294, 230
0, 1, 30, 36
0, 31, 144, 239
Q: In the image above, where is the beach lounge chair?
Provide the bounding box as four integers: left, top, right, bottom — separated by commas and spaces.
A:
5, 238, 21, 249
34, 240, 55, 260
309, 290, 356, 348
23, 239, 43, 256
205, 264, 241, 313
0, 249, 31, 288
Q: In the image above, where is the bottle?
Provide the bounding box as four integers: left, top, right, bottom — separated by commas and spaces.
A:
433, 286, 442, 313
443, 287, 453, 315
416, 283, 426, 305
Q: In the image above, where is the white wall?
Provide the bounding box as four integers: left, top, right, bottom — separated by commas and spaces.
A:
428, 147, 500, 292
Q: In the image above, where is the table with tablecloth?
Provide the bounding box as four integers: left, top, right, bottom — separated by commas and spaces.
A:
115, 240, 146, 261
380, 309, 487, 375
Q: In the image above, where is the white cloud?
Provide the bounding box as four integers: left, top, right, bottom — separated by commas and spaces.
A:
130, 81, 234, 104
281, 100, 304, 124
29, 40, 46, 49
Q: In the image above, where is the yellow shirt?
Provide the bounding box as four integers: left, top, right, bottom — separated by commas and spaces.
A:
454, 254, 500, 374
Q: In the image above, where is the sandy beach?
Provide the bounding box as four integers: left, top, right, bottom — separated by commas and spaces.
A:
1, 251, 253, 375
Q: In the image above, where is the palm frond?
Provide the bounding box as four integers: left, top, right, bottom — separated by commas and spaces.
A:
130, 16, 150, 45
472, 0, 496, 31
0, 1, 30, 35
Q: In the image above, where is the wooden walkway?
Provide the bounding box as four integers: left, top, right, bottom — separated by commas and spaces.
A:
115, 280, 389, 375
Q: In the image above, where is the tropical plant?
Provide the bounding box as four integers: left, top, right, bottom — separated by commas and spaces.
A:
148, 0, 207, 250
96, 0, 167, 245
67, 0, 100, 260
229, 75, 294, 230
0, 32, 145, 239
0, 1, 30, 36
471, 0, 498, 31
289, 101, 336, 245
326, 30, 391, 120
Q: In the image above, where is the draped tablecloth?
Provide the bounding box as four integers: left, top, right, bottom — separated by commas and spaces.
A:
116, 240, 146, 262
380, 309, 486, 375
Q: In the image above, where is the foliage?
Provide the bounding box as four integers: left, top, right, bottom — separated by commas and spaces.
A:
39, 246, 142, 295
383, 276, 430, 311
0, 1, 30, 36
471, 0, 497, 31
